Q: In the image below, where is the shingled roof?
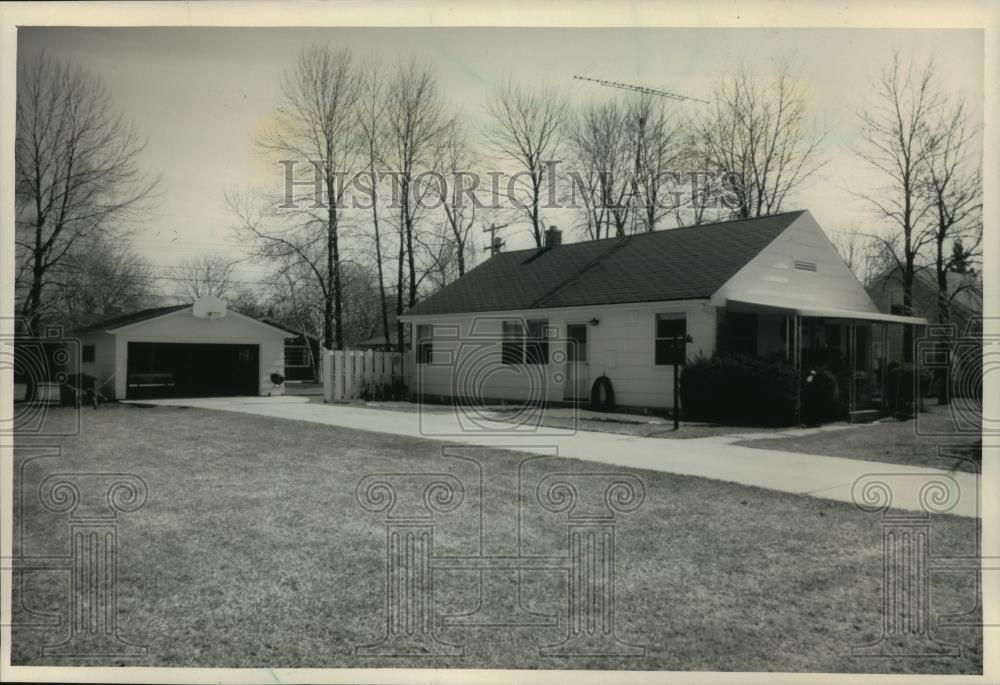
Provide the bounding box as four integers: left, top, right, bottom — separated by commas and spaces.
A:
74, 304, 191, 334
406, 211, 805, 316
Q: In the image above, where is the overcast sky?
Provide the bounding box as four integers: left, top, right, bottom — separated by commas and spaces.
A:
18, 27, 983, 292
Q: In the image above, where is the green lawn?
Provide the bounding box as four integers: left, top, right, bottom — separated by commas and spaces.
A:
12, 404, 982, 672
736, 405, 982, 472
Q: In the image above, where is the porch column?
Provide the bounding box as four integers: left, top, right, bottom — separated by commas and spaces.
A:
784, 316, 791, 360
848, 321, 856, 413
793, 315, 802, 423
881, 323, 889, 410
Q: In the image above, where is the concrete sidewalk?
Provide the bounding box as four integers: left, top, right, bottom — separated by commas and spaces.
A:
130, 396, 979, 518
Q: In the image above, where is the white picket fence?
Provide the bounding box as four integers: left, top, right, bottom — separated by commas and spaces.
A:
323, 349, 410, 402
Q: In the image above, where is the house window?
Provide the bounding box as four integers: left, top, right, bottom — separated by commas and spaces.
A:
502, 319, 549, 365
82, 345, 95, 363
655, 314, 687, 365
416, 324, 433, 364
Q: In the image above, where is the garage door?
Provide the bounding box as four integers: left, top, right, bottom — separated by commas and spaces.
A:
126, 342, 259, 399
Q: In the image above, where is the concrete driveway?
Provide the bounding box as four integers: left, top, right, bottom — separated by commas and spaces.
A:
129, 395, 980, 518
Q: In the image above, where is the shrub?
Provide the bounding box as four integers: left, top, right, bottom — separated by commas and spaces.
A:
801, 367, 844, 425
359, 379, 409, 402
681, 353, 799, 426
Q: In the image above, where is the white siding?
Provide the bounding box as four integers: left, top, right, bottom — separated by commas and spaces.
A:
97, 309, 286, 399
69, 332, 118, 398
711, 211, 880, 313
404, 300, 715, 410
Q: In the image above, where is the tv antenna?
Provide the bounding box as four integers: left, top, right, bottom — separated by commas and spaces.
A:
572, 75, 709, 104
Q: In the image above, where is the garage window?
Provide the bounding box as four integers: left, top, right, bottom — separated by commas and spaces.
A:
82, 345, 95, 363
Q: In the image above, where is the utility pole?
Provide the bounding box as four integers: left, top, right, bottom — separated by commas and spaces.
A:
483, 223, 506, 256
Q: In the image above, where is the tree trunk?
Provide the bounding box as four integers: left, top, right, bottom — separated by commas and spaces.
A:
935, 233, 951, 405
324, 202, 335, 351
395, 207, 406, 352
901, 268, 914, 363
404, 181, 417, 309
330, 201, 345, 354
372, 193, 391, 349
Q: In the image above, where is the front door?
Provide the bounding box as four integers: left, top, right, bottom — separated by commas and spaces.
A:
563, 324, 589, 400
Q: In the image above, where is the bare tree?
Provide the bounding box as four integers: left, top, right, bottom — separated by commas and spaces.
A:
567, 99, 633, 237
919, 96, 983, 326
696, 59, 824, 219
357, 57, 393, 349
853, 52, 940, 359
172, 254, 238, 300
51, 236, 158, 331
831, 229, 889, 288
565, 145, 609, 240
432, 121, 478, 277
383, 60, 454, 345
251, 44, 362, 351
15, 53, 160, 334
919, 94, 982, 404
672, 132, 724, 227
628, 95, 685, 232
484, 78, 567, 247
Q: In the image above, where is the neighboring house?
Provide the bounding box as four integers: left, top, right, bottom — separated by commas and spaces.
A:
400, 210, 927, 412
262, 318, 321, 382
70, 297, 288, 400
868, 266, 982, 330
868, 266, 983, 396
357, 331, 407, 351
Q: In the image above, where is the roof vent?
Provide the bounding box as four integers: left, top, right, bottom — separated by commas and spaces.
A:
794, 259, 817, 272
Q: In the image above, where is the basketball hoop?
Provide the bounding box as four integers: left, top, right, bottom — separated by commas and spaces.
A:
192, 296, 227, 319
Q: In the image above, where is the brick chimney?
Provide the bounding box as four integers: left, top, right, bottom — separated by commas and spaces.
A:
545, 225, 562, 248
490, 236, 504, 256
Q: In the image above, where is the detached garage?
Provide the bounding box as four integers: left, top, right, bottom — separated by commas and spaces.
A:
71, 298, 288, 400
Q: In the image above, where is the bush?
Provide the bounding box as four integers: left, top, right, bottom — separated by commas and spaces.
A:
681, 353, 799, 426
359, 379, 409, 402
801, 367, 845, 425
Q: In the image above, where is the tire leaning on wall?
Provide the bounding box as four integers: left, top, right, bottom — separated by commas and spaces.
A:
590, 375, 615, 412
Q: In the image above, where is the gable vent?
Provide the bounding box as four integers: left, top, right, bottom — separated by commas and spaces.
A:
794, 259, 817, 272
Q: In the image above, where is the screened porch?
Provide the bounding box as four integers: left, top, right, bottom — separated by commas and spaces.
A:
721, 299, 928, 419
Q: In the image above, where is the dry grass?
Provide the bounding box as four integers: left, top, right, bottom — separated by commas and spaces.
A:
735, 405, 982, 472
12, 403, 982, 673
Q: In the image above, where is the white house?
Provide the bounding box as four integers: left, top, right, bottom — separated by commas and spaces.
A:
69, 297, 288, 400
400, 211, 927, 413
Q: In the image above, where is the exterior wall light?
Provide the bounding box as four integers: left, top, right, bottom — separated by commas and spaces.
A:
589, 318, 600, 326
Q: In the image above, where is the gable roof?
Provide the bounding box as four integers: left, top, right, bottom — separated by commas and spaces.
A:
869, 267, 982, 313
74, 304, 291, 337
406, 211, 805, 316
74, 305, 191, 334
